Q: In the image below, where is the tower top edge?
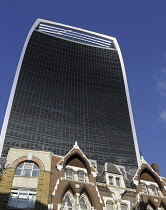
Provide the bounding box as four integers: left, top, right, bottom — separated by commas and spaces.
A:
32, 18, 117, 47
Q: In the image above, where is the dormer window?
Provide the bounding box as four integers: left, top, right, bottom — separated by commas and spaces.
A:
109, 176, 113, 185
106, 201, 113, 210
150, 185, 158, 196
121, 204, 128, 210
78, 171, 85, 182
115, 177, 121, 187
108, 176, 122, 187
66, 169, 73, 180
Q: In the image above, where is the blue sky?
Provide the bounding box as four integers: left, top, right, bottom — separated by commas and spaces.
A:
0, 1, 166, 176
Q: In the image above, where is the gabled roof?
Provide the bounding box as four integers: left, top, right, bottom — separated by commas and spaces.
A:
56, 142, 97, 176
132, 157, 166, 189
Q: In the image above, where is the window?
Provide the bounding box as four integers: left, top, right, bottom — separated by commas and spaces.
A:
61, 192, 91, 210
140, 183, 148, 193
8, 189, 36, 209
79, 195, 91, 210
66, 169, 73, 179
146, 205, 154, 210
109, 176, 113, 185
61, 192, 74, 210
115, 177, 120, 187
79, 198, 88, 210
150, 185, 158, 196
121, 204, 127, 210
62, 195, 72, 210
15, 162, 39, 177
106, 201, 114, 210
78, 171, 85, 182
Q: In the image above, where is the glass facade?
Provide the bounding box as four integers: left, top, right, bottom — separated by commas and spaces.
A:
2, 22, 138, 170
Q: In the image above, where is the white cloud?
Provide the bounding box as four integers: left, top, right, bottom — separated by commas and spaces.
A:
157, 81, 166, 92
154, 74, 166, 96
160, 65, 166, 73
160, 110, 166, 122
153, 54, 166, 124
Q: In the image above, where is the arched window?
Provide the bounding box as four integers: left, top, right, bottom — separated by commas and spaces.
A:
15, 162, 39, 177
79, 195, 91, 210
61, 192, 74, 210
80, 198, 88, 210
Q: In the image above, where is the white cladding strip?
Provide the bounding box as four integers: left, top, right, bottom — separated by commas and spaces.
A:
40, 23, 111, 44
114, 39, 141, 166
38, 23, 113, 48
39, 28, 109, 48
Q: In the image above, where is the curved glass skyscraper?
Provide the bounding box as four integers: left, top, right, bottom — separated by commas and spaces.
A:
0, 19, 140, 171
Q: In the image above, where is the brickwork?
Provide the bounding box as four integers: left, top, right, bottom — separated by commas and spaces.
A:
0, 168, 15, 209
121, 191, 137, 209
35, 171, 51, 210
12, 156, 44, 170
134, 161, 166, 209
0, 147, 166, 210
49, 150, 103, 210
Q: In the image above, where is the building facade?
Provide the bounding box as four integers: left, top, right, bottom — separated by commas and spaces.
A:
0, 146, 165, 210
0, 19, 140, 171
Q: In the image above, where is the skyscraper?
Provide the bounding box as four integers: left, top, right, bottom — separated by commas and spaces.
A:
0, 19, 140, 171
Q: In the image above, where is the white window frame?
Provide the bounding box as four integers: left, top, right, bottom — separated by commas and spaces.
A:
106, 174, 124, 187
79, 194, 91, 210
61, 191, 75, 210
77, 171, 85, 182
15, 162, 39, 177
65, 165, 87, 182
140, 180, 160, 196
108, 176, 114, 185
121, 203, 128, 210
106, 201, 114, 210
66, 169, 74, 180
140, 183, 148, 194
8, 189, 36, 209
115, 177, 121, 187
150, 185, 158, 196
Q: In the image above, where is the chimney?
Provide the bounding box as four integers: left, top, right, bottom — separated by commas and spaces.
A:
151, 163, 160, 176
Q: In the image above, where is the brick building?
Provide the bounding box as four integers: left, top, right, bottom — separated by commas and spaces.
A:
0, 143, 165, 209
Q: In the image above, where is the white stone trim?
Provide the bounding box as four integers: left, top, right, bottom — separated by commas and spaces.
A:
66, 165, 87, 173
95, 186, 103, 204
52, 179, 59, 196
114, 38, 141, 166
91, 171, 97, 177
140, 180, 158, 187
27, 153, 33, 160
103, 196, 114, 210
48, 203, 53, 210
57, 165, 63, 171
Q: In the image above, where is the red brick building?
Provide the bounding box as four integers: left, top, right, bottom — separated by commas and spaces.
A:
0, 143, 165, 210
